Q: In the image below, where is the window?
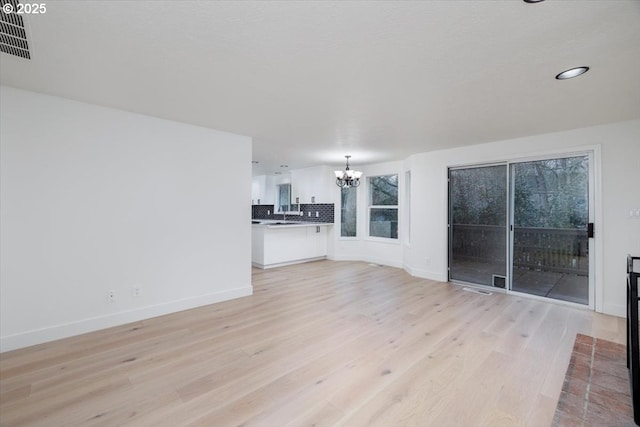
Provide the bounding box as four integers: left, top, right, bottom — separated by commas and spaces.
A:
340, 186, 357, 237
277, 183, 291, 212
404, 171, 411, 244
368, 174, 398, 239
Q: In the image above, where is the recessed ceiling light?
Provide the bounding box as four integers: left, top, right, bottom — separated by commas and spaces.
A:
556, 66, 589, 80
523, 0, 545, 3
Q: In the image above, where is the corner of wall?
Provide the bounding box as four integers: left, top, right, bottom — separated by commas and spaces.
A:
403, 263, 448, 283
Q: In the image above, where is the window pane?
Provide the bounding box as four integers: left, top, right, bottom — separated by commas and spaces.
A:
370, 175, 398, 205
277, 183, 291, 212
450, 166, 507, 226
512, 156, 588, 228
511, 156, 589, 304
370, 208, 398, 239
449, 165, 507, 286
341, 186, 357, 237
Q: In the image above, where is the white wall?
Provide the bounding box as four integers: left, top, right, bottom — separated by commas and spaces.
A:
0, 87, 253, 352
404, 119, 640, 317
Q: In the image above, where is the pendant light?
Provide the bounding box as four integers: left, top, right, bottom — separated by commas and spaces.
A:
334, 155, 362, 188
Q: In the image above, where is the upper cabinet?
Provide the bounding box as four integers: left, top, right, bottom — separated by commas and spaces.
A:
253, 166, 334, 205
252, 173, 291, 206
291, 165, 333, 204
252, 175, 275, 205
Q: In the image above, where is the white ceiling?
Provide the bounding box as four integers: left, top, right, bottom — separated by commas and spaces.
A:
1, 1, 639, 175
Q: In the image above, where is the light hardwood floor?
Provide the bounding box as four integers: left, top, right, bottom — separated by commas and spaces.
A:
0, 260, 626, 427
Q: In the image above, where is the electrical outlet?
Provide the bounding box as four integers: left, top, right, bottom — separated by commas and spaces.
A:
308, 211, 311, 217
132, 286, 141, 297
108, 290, 115, 302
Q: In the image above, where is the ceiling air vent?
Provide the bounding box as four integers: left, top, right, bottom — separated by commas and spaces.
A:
0, 0, 30, 59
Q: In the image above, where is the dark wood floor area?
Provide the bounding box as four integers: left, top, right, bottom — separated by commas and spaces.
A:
0, 260, 626, 426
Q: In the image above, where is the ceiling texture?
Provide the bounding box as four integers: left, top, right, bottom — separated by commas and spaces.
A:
1, 0, 639, 175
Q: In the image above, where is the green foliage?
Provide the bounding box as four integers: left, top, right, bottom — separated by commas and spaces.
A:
450, 165, 506, 225
513, 157, 588, 228
341, 186, 357, 237
451, 156, 588, 229
369, 175, 398, 206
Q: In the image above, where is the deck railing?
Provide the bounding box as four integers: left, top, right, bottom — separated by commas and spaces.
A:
451, 224, 588, 275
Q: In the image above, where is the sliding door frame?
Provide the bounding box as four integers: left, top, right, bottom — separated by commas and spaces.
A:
448, 146, 600, 311
448, 161, 510, 289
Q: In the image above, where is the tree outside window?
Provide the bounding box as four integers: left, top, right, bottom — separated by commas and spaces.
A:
369, 175, 398, 239
341, 186, 357, 237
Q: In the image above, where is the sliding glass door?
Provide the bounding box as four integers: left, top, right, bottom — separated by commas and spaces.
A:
510, 156, 590, 304
449, 165, 508, 287
449, 154, 592, 305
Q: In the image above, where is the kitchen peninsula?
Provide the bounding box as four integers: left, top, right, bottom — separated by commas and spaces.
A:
251, 220, 333, 269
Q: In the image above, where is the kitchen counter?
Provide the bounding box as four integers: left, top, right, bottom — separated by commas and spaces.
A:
252, 220, 334, 229
251, 221, 333, 269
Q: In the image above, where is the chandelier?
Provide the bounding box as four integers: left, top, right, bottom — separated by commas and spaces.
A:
334, 155, 362, 188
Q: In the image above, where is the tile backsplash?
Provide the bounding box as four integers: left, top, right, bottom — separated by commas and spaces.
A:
252, 205, 274, 219
252, 203, 334, 223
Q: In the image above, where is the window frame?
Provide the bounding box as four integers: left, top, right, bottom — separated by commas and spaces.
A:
367, 174, 399, 241
340, 185, 358, 238
277, 183, 291, 212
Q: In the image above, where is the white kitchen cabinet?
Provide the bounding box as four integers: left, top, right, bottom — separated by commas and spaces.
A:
251, 175, 277, 205
252, 223, 331, 268
290, 165, 334, 204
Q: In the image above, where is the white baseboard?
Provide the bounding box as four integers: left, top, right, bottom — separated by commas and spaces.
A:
0, 286, 253, 353
402, 263, 448, 282
601, 302, 626, 318
326, 254, 358, 262
330, 256, 446, 281
329, 254, 403, 269
252, 256, 327, 269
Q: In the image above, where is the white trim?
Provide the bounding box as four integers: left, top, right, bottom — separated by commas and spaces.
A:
338, 185, 358, 239
404, 170, 412, 246
363, 235, 401, 245
403, 263, 448, 282
252, 256, 327, 269
331, 254, 403, 269
0, 286, 253, 353
592, 145, 604, 313
602, 303, 626, 318
367, 174, 400, 240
